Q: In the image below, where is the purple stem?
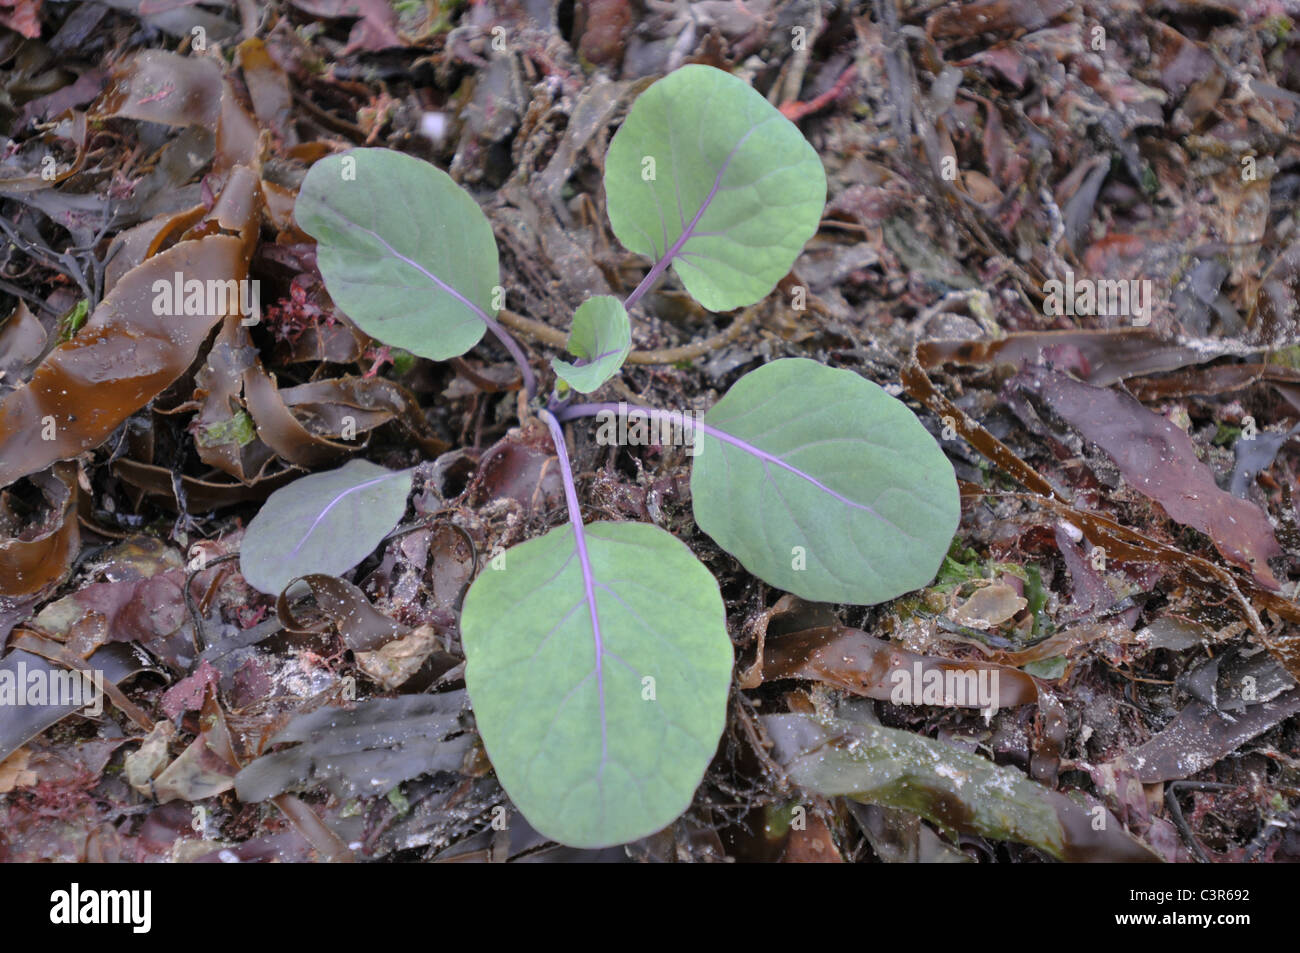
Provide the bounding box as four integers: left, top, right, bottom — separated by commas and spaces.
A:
622, 127, 753, 312
538, 407, 607, 763
486, 318, 535, 399
622, 236, 680, 312
324, 210, 536, 398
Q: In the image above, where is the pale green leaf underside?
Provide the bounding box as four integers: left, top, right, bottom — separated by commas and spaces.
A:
240, 459, 412, 596
604, 64, 826, 312
551, 295, 632, 393
460, 520, 733, 848
294, 148, 497, 361
691, 358, 960, 605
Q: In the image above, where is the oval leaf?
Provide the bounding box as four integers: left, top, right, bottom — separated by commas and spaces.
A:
604, 64, 826, 312
240, 459, 412, 595
551, 295, 631, 393
294, 148, 497, 361
691, 358, 960, 605
461, 519, 733, 848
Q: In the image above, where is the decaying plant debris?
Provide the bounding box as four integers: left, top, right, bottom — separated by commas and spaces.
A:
2, 0, 1300, 863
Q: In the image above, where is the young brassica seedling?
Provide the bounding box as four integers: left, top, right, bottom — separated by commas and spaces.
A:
241, 64, 960, 848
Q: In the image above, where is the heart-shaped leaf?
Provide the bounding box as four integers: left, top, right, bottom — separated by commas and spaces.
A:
240, 459, 411, 595
460, 519, 733, 848
604, 64, 826, 312
690, 358, 960, 605
551, 295, 631, 393
294, 148, 497, 361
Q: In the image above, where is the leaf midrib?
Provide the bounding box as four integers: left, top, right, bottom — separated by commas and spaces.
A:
287, 471, 402, 559
315, 194, 491, 326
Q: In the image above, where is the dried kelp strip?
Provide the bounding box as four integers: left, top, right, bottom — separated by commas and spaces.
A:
9, 632, 156, 732
915, 331, 1228, 389
279, 377, 449, 457
191, 315, 280, 483
111, 457, 297, 510
926, 0, 1072, 42
94, 50, 225, 128
1231, 422, 1300, 498
102, 206, 210, 296
1114, 691, 1300, 784
902, 340, 1300, 680
1018, 364, 1283, 588
0, 641, 158, 763
271, 793, 356, 863
242, 364, 364, 468
234, 692, 472, 802
736, 593, 838, 689
182, 163, 264, 259
764, 712, 1161, 863
1127, 363, 1300, 401
986, 621, 1132, 668
235, 38, 296, 146
0, 112, 90, 191
759, 624, 1038, 710
903, 343, 1058, 498
0, 302, 47, 396
93, 49, 259, 176
0, 234, 245, 488
276, 574, 409, 650
0, 464, 78, 597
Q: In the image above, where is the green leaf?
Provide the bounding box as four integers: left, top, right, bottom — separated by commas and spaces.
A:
551, 295, 631, 393
240, 459, 412, 595
294, 148, 497, 361
604, 64, 826, 312
56, 299, 88, 343
690, 358, 959, 605
460, 519, 733, 848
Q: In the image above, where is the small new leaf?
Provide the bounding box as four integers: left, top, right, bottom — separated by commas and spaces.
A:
551, 296, 631, 393
240, 459, 412, 595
